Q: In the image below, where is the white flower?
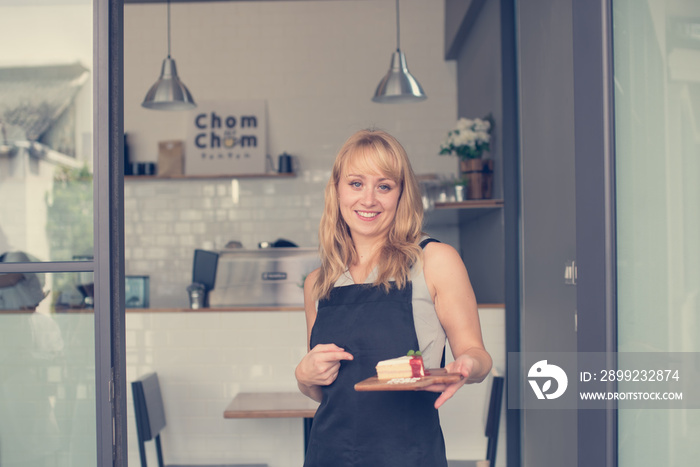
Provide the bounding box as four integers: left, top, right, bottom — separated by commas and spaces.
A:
440, 115, 492, 159
473, 118, 491, 132
457, 129, 477, 146
456, 118, 474, 131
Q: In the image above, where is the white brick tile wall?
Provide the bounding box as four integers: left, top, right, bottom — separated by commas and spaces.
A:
124, 175, 329, 308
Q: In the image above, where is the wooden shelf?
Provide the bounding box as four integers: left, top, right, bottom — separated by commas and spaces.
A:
426, 199, 503, 226
0, 309, 35, 314
433, 199, 503, 209
124, 172, 296, 181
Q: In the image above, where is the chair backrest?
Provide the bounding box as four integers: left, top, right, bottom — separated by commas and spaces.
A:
484, 375, 505, 465
132, 372, 167, 467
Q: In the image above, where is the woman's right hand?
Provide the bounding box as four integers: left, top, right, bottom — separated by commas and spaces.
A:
295, 343, 354, 388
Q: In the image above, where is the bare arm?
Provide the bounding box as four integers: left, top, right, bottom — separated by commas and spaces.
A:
295, 268, 353, 402
423, 242, 492, 408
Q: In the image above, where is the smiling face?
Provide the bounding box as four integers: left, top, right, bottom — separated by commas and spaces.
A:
321, 130, 424, 261
337, 160, 401, 244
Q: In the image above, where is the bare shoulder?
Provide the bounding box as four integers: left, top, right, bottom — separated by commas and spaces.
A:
422, 241, 465, 270
303, 268, 321, 301
304, 268, 320, 290
422, 241, 471, 296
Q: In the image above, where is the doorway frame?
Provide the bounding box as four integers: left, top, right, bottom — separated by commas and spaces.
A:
94, 0, 127, 465
572, 0, 618, 466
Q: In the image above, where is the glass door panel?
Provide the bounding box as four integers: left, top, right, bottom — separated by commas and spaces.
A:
0, 1, 99, 466
613, 0, 700, 464
0, 0, 93, 263
0, 272, 95, 466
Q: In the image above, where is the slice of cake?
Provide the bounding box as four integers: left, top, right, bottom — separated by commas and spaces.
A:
376, 350, 426, 381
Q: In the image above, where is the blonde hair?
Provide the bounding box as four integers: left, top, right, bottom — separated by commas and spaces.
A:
313, 129, 424, 301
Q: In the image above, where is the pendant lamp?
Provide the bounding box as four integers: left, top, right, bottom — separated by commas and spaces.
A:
372, 0, 426, 103
142, 0, 196, 110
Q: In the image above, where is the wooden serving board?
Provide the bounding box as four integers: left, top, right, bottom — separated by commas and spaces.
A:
354, 368, 464, 392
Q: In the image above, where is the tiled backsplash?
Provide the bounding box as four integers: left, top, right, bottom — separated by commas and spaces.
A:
124, 173, 463, 309
126, 308, 506, 467
125, 173, 328, 308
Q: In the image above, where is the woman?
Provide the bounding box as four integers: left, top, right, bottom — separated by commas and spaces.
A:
295, 129, 492, 467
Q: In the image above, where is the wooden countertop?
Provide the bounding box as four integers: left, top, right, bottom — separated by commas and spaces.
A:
224, 391, 319, 419
125, 306, 306, 312
125, 303, 504, 312
1, 303, 505, 314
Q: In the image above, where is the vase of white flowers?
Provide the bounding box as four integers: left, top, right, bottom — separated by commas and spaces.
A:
439, 116, 493, 199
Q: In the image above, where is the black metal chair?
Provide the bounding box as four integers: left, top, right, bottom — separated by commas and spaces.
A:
448, 374, 505, 467
131, 372, 267, 467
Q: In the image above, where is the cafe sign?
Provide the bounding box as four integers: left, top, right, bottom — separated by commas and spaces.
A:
186, 99, 267, 175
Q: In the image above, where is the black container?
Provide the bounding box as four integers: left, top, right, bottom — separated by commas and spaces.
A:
136, 162, 157, 176
278, 153, 293, 173
124, 134, 133, 175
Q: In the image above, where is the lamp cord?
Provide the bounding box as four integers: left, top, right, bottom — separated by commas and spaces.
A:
167, 0, 171, 58
395, 0, 400, 51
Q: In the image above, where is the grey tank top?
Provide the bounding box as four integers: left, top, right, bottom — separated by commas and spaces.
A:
330, 254, 447, 369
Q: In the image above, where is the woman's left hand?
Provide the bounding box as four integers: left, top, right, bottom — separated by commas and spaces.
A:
424, 354, 476, 409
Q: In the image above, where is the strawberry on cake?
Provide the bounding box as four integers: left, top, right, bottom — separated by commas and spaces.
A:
376, 350, 426, 381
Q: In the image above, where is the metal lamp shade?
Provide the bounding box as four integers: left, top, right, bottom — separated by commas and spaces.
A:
372, 50, 426, 103
142, 57, 196, 111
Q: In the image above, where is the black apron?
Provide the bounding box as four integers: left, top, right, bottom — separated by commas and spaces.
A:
304, 280, 447, 467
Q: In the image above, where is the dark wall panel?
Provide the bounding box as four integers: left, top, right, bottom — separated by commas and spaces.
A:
454, 0, 505, 304
517, 0, 578, 465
